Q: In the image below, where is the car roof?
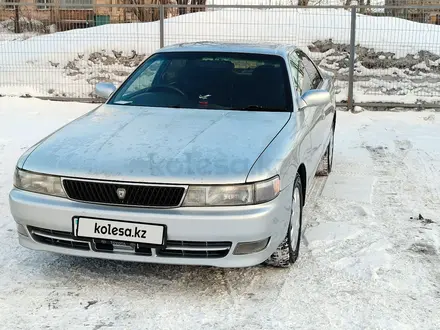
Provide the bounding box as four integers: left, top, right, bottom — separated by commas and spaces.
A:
156, 41, 297, 57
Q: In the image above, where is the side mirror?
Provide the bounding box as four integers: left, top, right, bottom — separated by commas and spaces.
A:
298, 89, 330, 110
95, 82, 117, 99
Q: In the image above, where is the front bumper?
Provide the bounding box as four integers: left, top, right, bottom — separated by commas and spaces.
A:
9, 186, 292, 268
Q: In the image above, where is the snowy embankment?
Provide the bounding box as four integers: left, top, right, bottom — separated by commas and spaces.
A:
1, 7, 440, 103
0, 98, 439, 329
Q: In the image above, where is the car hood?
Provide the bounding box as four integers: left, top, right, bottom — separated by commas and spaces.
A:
22, 105, 291, 184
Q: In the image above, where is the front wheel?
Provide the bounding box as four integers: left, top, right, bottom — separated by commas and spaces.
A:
264, 173, 303, 268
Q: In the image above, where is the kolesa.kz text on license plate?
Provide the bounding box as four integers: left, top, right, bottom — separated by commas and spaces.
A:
73, 217, 165, 245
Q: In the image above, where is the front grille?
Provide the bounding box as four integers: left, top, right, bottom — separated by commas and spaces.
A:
92, 240, 152, 256
29, 226, 90, 251
29, 226, 231, 259
157, 240, 231, 258
62, 179, 186, 208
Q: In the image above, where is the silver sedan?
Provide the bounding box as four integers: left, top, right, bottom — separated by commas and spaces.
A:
9, 42, 336, 268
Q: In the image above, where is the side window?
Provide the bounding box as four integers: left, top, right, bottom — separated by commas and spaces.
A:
299, 52, 323, 89
288, 52, 310, 95
124, 58, 165, 95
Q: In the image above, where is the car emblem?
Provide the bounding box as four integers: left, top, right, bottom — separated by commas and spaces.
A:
116, 188, 126, 200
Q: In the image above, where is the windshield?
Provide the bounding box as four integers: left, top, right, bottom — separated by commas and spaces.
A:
108, 51, 292, 112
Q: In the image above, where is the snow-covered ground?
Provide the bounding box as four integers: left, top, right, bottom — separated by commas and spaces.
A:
1, 6, 440, 103
0, 97, 439, 329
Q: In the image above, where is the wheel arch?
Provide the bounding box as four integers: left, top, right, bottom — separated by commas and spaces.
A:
297, 163, 307, 206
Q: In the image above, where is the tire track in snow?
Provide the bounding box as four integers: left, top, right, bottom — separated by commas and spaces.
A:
361, 136, 440, 299
403, 148, 440, 208
399, 148, 440, 285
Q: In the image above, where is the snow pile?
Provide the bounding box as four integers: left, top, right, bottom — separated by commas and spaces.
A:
206, 0, 384, 6
311, 39, 440, 103
0, 25, 40, 43
1, 7, 440, 102
207, 0, 299, 4
0, 18, 55, 44
0, 17, 45, 33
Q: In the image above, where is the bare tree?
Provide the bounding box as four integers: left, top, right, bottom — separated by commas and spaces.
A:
177, 0, 188, 15
128, 0, 153, 22
385, 0, 408, 18
190, 0, 207, 13
128, 0, 178, 22
128, 0, 205, 20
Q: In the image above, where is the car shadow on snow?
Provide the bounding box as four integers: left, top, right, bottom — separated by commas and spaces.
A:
32, 252, 299, 297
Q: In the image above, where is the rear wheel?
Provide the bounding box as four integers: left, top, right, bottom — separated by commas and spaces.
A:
316, 125, 334, 176
265, 173, 303, 268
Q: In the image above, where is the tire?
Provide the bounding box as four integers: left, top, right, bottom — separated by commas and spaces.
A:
265, 173, 303, 268
316, 125, 335, 176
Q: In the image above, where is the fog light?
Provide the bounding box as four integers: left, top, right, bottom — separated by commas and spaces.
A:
233, 238, 270, 255
16, 223, 28, 237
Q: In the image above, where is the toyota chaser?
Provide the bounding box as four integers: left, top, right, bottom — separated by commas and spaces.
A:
9, 42, 336, 268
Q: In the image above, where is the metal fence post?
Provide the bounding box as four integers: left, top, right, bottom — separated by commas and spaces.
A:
347, 6, 357, 111
14, 6, 20, 34
159, 5, 165, 48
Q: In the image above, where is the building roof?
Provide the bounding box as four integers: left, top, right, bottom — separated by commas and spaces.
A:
156, 41, 296, 56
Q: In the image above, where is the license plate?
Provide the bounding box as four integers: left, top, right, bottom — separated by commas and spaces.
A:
73, 217, 165, 246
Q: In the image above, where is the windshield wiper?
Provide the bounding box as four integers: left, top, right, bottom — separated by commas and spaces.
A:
231, 105, 287, 112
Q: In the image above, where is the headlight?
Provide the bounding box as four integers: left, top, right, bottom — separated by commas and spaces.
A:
182, 176, 280, 206
13, 168, 67, 198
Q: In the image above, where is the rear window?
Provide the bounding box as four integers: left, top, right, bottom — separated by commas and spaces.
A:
108, 51, 292, 112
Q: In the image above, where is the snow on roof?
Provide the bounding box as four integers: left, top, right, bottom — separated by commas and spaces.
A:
157, 41, 296, 56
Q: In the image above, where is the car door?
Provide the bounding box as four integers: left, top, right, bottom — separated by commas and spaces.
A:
287, 51, 315, 185
296, 50, 327, 173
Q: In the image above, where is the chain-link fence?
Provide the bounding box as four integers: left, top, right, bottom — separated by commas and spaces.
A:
1, 2, 440, 108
